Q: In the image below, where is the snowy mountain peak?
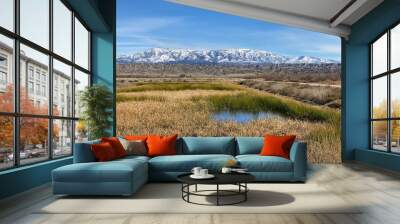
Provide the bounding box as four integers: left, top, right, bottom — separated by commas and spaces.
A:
117, 48, 339, 64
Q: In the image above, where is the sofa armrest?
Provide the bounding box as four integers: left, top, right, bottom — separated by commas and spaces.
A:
289, 141, 307, 181
73, 140, 100, 163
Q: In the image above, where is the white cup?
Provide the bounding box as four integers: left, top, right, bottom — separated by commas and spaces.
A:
221, 167, 232, 174
191, 167, 202, 176
200, 169, 208, 176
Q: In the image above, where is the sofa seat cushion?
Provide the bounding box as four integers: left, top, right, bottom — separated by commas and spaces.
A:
53, 159, 147, 183
149, 154, 235, 172
236, 155, 293, 172
117, 155, 150, 162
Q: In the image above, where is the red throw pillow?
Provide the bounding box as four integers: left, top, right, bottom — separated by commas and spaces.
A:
125, 135, 148, 141
91, 142, 117, 161
146, 135, 178, 157
260, 135, 296, 159
101, 137, 127, 158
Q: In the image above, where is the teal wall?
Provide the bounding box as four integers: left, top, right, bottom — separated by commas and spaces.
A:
344, 0, 400, 170
342, 42, 370, 160
0, 0, 116, 200
66, 0, 111, 32
70, 0, 116, 134
355, 149, 400, 172
0, 158, 72, 199
92, 31, 116, 135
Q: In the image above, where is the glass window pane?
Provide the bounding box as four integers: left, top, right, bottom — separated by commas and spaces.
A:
20, 44, 49, 115
391, 24, 400, 70
20, 117, 49, 165
74, 69, 89, 118
372, 76, 387, 119
0, 116, 14, 170
74, 18, 89, 70
53, 119, 72, 157
53, 59, 72, 117
53, 0, 72, 60
75, 120, 88, 143
0, 0, 14, 31
372, 121, 388, 151
372, 33, 387, 76
20, 0, 49, 49
391, 120, 400, 153
391, 72, 400, 118
0, 34, 14, 112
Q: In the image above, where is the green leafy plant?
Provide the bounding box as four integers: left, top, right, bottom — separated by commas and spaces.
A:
80, 84, 113, 140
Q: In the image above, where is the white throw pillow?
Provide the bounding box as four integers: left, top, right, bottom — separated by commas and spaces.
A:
119, 138, 147, 156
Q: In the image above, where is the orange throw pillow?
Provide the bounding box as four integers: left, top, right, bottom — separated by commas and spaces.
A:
101, 137, 127, 158
146, 135, 178, 157
260, 135, 296, 159
125, 135, 148, 141
91, 142, 117, 162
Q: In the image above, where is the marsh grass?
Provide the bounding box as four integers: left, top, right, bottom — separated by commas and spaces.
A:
118, 82, 243, 93
117, 94, 166, 102
306, 122, 341, 163
116, 81, 342, 163
196, 92, 340, 123
240, 80, 341, 107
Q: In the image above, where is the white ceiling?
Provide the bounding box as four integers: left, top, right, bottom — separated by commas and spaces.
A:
168, 0, 384, 38
229, 0, 352, 22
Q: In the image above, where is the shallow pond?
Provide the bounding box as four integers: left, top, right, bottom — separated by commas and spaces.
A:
212, 111, 282, 123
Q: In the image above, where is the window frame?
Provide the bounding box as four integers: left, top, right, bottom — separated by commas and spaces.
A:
0, 55, 7, 86
0, 53, 8, 89
0, 0, 92, 171
370, 21, 400, 154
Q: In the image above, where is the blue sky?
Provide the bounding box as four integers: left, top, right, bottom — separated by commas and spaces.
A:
117, 0, 341, 60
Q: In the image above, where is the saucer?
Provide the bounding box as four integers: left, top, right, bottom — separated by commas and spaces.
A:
190, 174, 215, 179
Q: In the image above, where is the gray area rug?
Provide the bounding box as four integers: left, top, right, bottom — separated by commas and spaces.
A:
38, 183, 362, 214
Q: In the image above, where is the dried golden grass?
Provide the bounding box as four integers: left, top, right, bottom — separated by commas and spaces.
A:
240, 80, 341, 107
117, 90, 341, 163
118, 82, 243, 93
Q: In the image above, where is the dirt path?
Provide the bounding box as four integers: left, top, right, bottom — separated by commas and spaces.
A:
249, 79, 341, 88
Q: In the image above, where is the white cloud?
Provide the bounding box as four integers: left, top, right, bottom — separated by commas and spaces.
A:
117, 16, 185, 37
117, 16, 190, 54
315, 44, 341, 54
244, 28, 341, 59
116, 16, 341, 60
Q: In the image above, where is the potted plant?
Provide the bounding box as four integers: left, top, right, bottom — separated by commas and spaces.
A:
79, 84, 113, 140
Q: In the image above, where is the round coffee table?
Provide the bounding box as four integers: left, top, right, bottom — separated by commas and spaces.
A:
177, 173, 255, 206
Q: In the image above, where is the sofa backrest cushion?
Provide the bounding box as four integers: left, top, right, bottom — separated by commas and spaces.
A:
181, 137, 235, 155
236, 137, 264, 155
73, 139, 100, 163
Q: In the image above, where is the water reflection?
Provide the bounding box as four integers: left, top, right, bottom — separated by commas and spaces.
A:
213, 111, 282, 123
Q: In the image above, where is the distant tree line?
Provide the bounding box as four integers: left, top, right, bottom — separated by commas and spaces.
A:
117, 63, 341, 82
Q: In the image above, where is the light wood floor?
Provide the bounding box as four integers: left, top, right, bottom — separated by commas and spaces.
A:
1, 162, 400, 224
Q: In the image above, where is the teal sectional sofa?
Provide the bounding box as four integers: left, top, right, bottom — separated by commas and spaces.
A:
52, 137, 307, 196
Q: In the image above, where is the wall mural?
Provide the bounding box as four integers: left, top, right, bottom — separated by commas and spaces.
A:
115, 0, 342, 164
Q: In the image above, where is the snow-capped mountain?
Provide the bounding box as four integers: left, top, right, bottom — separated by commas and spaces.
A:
117, 48, 339, 64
